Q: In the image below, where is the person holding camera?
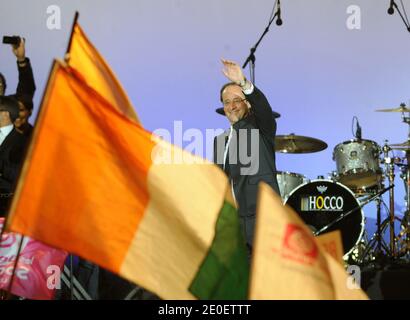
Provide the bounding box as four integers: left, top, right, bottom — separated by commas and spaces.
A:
0, 37, 36, 137
0, 96, 29, 215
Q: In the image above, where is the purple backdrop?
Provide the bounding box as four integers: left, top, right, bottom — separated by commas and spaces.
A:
1, 0, 410, 226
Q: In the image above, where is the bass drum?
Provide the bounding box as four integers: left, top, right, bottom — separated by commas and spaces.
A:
284, 179, 365, 257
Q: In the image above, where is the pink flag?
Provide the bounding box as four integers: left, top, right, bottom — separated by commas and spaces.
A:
0, 218, 68, 300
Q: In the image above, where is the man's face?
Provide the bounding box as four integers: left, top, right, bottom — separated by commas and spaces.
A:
14, 101, 30, 128
0, 110, 11, 125
222, 85, 249, 125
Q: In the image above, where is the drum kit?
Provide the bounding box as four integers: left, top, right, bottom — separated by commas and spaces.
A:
275, 105, 410, 266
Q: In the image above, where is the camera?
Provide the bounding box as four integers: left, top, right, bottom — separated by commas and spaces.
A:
2, 36, 21, 46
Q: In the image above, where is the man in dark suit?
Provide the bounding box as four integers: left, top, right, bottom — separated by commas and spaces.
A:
0, 73, 5, 96
213, 59, 280, 255
14, 94, 34, 137
0, 37, 36, 137
13, 38, 35, 137
0, 96, 28, 215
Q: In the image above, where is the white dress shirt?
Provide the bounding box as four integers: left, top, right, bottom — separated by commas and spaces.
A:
223, 81, 255, 207
0, 124, 14, 146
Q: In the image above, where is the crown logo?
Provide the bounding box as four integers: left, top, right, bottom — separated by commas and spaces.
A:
317, 186, 328, 194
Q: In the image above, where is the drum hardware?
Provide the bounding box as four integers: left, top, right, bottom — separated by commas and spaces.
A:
382, 142, 397, 257
397, 111, 410, 251
396, 221, 410, 259
276, 171, 308, 201
400, 152, 410, 222
312, 185, 393, 237
382, 106, 410, 259
275, 133, 328, 154
328, 171, 339, 183
375, 103, 410, 113
390, 141, 410, 149
397, 158, 410, 258
358, 143, 409, 263
366, 104, 410, 262
277, 108, 410, 262
348, 233, 373, 265
285, 180, 367, 257
358, 197, 395, 265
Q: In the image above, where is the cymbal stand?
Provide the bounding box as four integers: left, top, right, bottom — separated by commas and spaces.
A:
401, 112, 410, 218
382, 143, 397, 258
398, 112, 410, 257
403, 156, 410, 258
313, 185, 393, 236
358, 195, 391, 265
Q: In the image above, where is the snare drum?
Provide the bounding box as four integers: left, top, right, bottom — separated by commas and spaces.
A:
333, 139, 382, 193
276, 171, 307, 201
285, 180, 365, 257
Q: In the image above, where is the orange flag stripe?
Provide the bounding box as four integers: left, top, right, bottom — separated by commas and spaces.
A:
68, 24, 140, 122
7, 60, 231, 299
8, 61, 151, 272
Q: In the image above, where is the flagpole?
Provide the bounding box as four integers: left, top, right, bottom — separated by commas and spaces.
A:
5, 60, 61, 233
5, 235, 25, 299
0, 60, 62, 242
0, 60, 70, 301
65, 11, 80, 57
69, 255, 74, 300
3, 60, 69, 300
0, 216, 9, 258
0, 217, 9, 299
4, 12, 77, 230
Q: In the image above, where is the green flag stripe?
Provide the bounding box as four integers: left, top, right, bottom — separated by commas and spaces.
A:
189, 200, 249, 300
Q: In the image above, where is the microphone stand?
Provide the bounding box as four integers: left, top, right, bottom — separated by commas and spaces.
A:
313, 184, 394, 237
388, 0, 410, 33
242, 1, 282, 83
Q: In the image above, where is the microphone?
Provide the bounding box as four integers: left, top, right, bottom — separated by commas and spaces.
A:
276, 0, 283, 26
388, 0, 395, 15
356, 119, 362, 140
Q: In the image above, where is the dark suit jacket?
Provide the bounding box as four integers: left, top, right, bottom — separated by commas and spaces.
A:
16, 57, 36, 99
213, 86, 280, 246
0, 128, 28, 214
8, 58, 36, 134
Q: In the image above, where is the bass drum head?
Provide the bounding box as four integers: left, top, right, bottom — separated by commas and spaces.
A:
284, 179, 364, 257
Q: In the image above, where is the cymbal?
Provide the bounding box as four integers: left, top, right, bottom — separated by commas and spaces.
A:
275, 134, 328, 154
376, 104, 410, 113
391, 141, 410, 147
390, 140, 410, 150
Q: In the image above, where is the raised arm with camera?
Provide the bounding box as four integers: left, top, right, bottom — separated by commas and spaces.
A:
2, 36, 36, 97
11, 37, 36, 99
2, 36, 36, 136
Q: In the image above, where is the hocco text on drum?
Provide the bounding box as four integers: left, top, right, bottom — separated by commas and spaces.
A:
285, 180, 365, 258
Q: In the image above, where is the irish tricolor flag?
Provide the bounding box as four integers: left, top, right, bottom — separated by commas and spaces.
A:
5, 61, 249, 300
